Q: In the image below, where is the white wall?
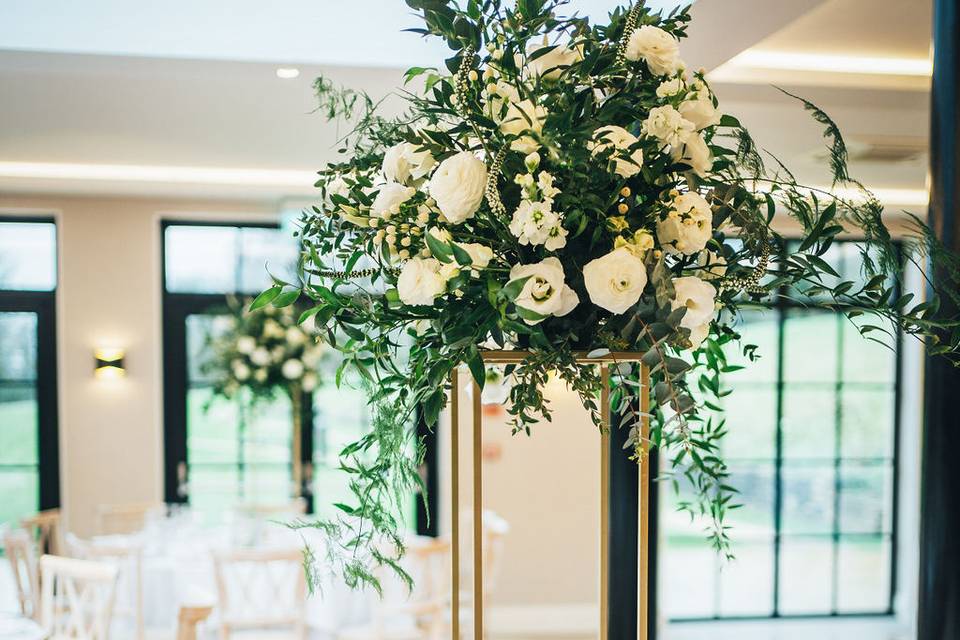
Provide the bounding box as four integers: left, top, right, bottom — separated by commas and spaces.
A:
0, 193, 280, 536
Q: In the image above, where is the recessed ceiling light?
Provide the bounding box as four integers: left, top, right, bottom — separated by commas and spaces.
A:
276, 67, 300, 79
722, 51, 932, 77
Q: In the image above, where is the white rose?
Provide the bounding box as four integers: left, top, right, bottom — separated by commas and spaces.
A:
641, 105, 695, 149
281, 358, 304, 380
250, 347, 271, 367
508, 257, 578, 324
687, 322, 710, 349
671, 133, 714, 177
499, 99, 547, 137
382, 141, 436, 184
285, 326, 307, 346
302, 371, 319, 392
589, 126, 645, 178
455, 242, 494, 270
657, 192, 713, 255
428, 152, 488, 224
679, 91, 721, 130
656, 77, 686, 98
371, 182, 416, 217
397, 257, 447, 306
671, 276, 717, 330
527, 42, 583, 81
624, 25, 683, 76
236, 336, 256, 354
583, 247, 649, 315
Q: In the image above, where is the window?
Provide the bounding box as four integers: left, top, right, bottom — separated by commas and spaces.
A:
161, 219, 384, 524
660, 240, 900, 619
0, 218, 59, 527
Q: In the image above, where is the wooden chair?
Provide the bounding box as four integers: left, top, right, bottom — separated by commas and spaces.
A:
3, 528, 40, 620
338, 537, 451, 640
65, 533, 144, 640
39, 554, 119, 640
212, 548, 307, 639
176, 604, 214, 640
21, 508, 64, 556
95, 502, 165, 535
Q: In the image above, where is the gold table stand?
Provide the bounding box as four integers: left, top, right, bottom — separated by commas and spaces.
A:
449, 351, 651, 640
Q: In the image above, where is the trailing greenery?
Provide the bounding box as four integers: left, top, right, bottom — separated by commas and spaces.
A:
254, 0, 960, 592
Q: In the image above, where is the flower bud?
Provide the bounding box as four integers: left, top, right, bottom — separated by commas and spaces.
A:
618, 203, 629, 214
524, 152, 541, 172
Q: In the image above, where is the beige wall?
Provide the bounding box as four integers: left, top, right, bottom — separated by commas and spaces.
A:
0, 193, 281, 536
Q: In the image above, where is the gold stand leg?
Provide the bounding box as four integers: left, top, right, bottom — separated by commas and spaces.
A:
450, 369, 460, 640
291, 388, 303, 497
600, 364, 611, 639
638, 367, 651, 640
472, 378, 483, 640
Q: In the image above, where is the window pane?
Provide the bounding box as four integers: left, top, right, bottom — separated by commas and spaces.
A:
841, 389, 895, 458
0, 222, 56, 291
188, 466, 240, 523
244, 397, 293, 465
725, 464, 775, 534
725, 310, 780, 384
164, 226, 238, 293
186, 314, 233, 383
720, 386, 776, 460
836, 536, 891, 612
842, 320, 896, 383
239, 227, 298, 293
783, 310, 838, 383
0, 469, 39, 526
781, 464, 834, 534
661, 534, 717, 618
187, 388, 240, 464
839, 462, 893, 535
0, 313, 37, 380
779, 537, 834, 614
0, 385, 38, 465
244, 465, 291, 503
782, 388, 835, 460
718, 540, 774, 616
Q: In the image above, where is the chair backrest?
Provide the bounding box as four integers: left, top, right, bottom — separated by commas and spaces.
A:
65, 533, 144, 640
95, 502, 165, 536
40, 554, 119, 640
21, 508, 64, 556
212, 548, 306, 632
4, 528, 40, 619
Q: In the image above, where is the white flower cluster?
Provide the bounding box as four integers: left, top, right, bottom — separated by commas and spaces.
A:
508, 163, 567, 250
228, 308, 326, 393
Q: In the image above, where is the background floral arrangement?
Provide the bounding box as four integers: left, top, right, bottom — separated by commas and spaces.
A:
253, 0, 960, 591
205, 301, 327, 402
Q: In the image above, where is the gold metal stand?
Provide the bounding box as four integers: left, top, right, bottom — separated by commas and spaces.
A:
449, 351, 650, 640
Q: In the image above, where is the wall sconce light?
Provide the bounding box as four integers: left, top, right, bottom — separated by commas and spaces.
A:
94, 347, 125, 379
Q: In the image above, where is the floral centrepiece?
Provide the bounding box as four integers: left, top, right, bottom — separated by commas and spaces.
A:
261, 0, 960, 591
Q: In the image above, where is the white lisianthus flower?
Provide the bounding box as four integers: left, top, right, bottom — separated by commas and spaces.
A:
236, 336, 256, 354
301, 371, 319, 392
583, 247, 649, 314
657, 192, 713, 255
382, 141, 437, 184
671, 133, 714, 177
397, 257, 447, 306
285, 326, 307, 346
499, 99, 547, 137
679, 90, 722, 130
641, 105, 696, 149
371, 182, 416, 218
232, 360, 251, 381
250, 347, 270, 367
508, 257, 578, 324
656, 76, 686, 98
588, 125, 645, 178
281, 358, 304, 380
697, 250, 728, 280
526, 41, 583, 80
455, 242, 494, 270
624, 25, 683, 76
428, 152, 488, 224
671, 276, 717, 330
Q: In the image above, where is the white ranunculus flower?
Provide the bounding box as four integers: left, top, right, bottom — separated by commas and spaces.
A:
641, 105, 696, 149
508, 257, 578, 324
397, 257, 447, 306
657, 192, 713, 255
382, 141, 437, 184
499, 99, 547, 137
583, 247, 649, 314
624, 25, 683, 76
671, 276, 717, 330
527, 41, 583, 80
588, 125, 645, 178
656, 77, 686, 98
456, 242, 494, 270
285, 326, 307, 346
250, 347, 271, 367
671, 133, 714, 177
371, 182, 416, 217
679, 90, 721, 130
236, 336, 256, 355
301, 371, 319, 392
281, 358, 304, 380
687, 321, 710, 349
428, 152, 488, 224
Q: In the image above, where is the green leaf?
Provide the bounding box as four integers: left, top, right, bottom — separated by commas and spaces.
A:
466, 349, 486, 390
516, 305, 547, 323
249, 285, 281, 311
425, 232, 454, 263
273, 288, 301, 308
501, 275, 531, 301
451, 242, 473, 266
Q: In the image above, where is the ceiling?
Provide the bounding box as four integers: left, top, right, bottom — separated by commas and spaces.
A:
0, 0, 934, 211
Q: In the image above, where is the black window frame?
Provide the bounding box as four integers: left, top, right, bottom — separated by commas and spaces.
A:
0, 215, 60, 517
